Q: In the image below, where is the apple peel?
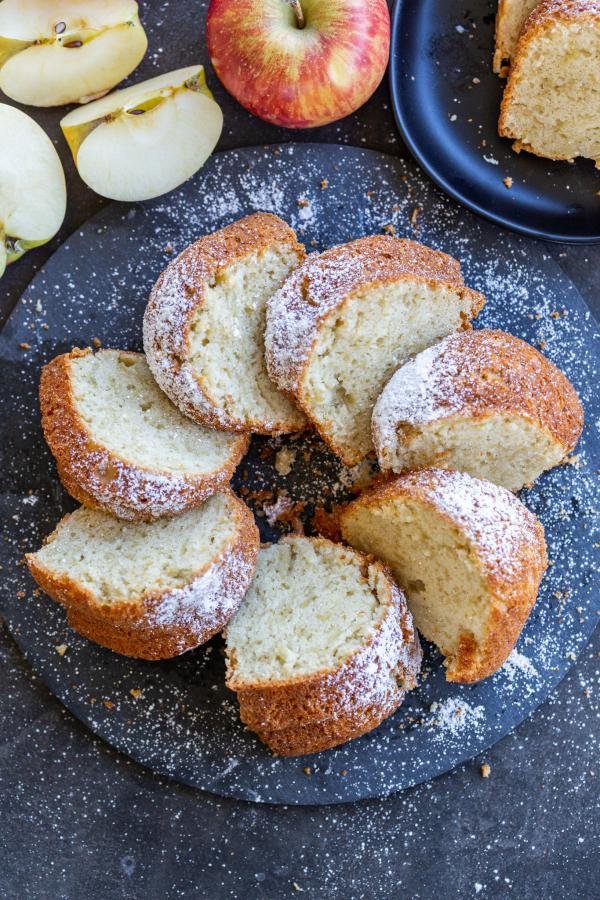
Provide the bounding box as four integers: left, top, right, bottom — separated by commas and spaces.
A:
206, 0, 390, 129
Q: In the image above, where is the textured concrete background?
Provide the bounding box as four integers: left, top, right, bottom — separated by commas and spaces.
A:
1, 1, 599, 897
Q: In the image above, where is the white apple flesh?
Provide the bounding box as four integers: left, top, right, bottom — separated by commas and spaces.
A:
0, 0, 147, 107
60, 66, 224, 202
0, 103, 67, 277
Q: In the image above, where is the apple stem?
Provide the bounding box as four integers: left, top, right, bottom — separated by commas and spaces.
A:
288, 0, 305, 29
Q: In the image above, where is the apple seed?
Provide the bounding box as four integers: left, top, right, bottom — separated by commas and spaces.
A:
64, 40, 83, 49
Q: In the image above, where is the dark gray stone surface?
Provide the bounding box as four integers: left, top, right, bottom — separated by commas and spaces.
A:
0, 1, 598, 897
1, 622, 598, 898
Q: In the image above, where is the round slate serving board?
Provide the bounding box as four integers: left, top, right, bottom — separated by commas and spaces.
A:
389, 0, 600, 242
0, 144, 598, 805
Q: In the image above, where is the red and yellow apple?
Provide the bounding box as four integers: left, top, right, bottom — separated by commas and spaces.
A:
206, 0, 390, 128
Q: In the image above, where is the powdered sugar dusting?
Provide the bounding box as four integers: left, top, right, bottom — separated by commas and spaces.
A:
265, 235, 481, 394
65, 443, 238, 522
372, 328, 582, 470
404, 468, 547, 578
143, 212, 305, 432
150, 540, 256, 647
228, 540, 422, 739
373, 340, 447, 441
265, 251, 365, 392
317, 561, 423, 716
1, 145, 597, 804
504, 647, 539, 679
428, 697, 486, 742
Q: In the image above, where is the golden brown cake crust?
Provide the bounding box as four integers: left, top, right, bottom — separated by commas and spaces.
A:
265, 235, 485, 465
40, 348, 249, 522
498, 0, 600, 162
340, 468, 548, 683
26, 491, 259, 660
226, 538, 422, 737
372, 328, 583, 467
254, 697, 402, 756
493, 0, 541, 75
143, 212, 307, 435
520, 0, 600, 30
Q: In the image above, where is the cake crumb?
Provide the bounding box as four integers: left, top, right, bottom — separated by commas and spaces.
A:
302, 766, 312, 776
410, 206, 422, 228
55, 644, 68, 657
263, 495, 305, 533
103, 699, 114, 709
274, 446, 296, 476
382, 223, 396, 235
320, 178, 329, 190
311, 505, 342, 542
91, 336, 102, 348
339, 459, 379, 494
130, 688, 142, 700
259, 445, 275, 461
480, 763, 491, 778
503, 176, 513, 189
19, 342, 31, 350
263, 494, 294, 526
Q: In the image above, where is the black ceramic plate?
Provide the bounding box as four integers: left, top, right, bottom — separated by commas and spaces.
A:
389, 0, 600, 242
0, 144, 598, 805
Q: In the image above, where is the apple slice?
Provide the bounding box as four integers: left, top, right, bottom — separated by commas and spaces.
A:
0, 104, 67, 278
0, 0, 147, 107
60, 66, 224, 202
